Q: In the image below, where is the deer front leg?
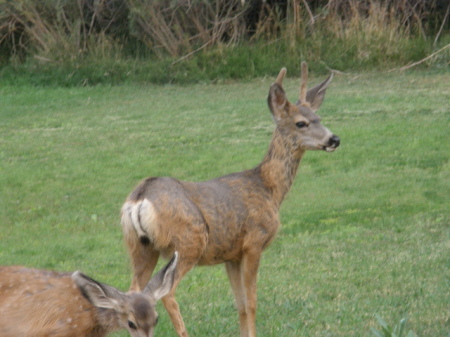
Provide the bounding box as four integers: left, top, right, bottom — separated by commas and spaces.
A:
226, 261, 249, 337
241, 249, 261, 337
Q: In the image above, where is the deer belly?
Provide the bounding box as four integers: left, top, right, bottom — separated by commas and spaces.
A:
196, 221, 246, 265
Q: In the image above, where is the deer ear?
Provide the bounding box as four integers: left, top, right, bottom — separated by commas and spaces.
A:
268, 83, 289, 122
144, 252, 178, 301
72, 271, 122, 310
304, 73, 333, 112
268, 68, 290, 122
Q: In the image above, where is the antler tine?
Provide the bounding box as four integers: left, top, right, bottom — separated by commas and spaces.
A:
275, 67, 287, 85
299, 61, 308, 104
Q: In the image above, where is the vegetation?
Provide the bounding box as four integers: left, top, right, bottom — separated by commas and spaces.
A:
1, 0, 449, 86
371, 315, 418, 337
1, 70, 448, 336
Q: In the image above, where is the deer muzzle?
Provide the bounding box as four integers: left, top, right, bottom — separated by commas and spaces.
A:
324, 135, 340, 152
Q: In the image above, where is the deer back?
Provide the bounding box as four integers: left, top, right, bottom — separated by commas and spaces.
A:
0, 266, 100, 337
0, 254, 178, 337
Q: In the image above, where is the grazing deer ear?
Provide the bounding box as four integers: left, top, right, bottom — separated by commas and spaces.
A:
144, 252, 178, 301
268, 68, 289, 122
72, 271, 122, 310
304, 73, 333, 112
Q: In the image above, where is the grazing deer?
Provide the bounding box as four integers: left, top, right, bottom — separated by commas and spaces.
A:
0, 252, 178, 337
121, 62, 340, 337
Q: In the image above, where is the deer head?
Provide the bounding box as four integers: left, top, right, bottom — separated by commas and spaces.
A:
267, 62, 340, 153
72, 252, 178, 337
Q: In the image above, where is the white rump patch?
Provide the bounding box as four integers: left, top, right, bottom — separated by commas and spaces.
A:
121, 199, 158, 240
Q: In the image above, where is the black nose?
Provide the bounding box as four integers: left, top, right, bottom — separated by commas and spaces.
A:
329, 135, 340, 148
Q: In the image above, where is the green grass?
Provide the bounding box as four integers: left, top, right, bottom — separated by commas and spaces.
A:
2, 35, 446, 87
0, 70, 449, 336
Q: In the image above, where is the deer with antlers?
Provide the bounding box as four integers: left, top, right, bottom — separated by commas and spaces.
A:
0, 253, 178, 337
121, 62, 340, 337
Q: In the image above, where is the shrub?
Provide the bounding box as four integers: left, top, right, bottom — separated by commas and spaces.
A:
0, 0, 448, 85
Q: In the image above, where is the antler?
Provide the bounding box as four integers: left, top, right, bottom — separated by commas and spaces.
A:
275, 67, 287, 85
299, 61, 309, 106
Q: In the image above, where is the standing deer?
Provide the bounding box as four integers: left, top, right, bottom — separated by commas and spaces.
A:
121, 62, 340, 337
0, 252, 178, 337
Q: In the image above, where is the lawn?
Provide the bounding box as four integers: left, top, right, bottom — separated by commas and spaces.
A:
0, 70, 448, 336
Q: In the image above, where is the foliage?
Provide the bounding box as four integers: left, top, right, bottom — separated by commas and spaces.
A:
371, 315, 418, 337
0, 0, 449, 85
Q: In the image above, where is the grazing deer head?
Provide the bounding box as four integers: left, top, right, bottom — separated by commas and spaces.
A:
0, 252, 178, 337
121, 63, 339, 337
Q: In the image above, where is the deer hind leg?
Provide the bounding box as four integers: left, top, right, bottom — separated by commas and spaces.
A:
226, 261, 249, 337
128, 241, 160, 291
161, 254, 200, 337
122, 200, 161, 291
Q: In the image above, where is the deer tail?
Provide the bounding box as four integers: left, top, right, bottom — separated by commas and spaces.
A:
121, 199, 156, 246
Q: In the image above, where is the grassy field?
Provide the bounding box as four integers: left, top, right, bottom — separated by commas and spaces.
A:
0, 70, 448, 336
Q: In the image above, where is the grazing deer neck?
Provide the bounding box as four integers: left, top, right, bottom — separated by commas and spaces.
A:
257, 123, 305, 208
94, 308, 121, 335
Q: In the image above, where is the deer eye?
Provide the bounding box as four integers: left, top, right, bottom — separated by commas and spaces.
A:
295, 121, 307, 128
128, 320, 137, 330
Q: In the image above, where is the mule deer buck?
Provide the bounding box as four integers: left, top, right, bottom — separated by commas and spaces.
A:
121, 62, 340, 337
0, 252, 178, 337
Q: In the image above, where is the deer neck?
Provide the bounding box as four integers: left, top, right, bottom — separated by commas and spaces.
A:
95, 308, 121, 335
257, 125, 305, 208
